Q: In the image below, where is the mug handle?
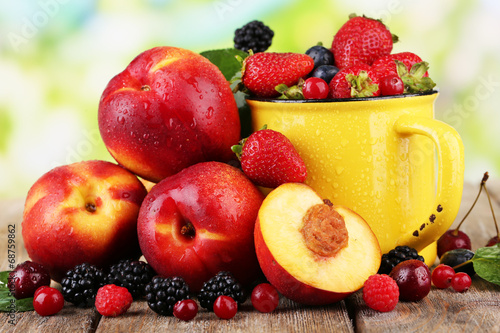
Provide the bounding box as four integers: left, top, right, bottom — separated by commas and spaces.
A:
394, 115, 464, 252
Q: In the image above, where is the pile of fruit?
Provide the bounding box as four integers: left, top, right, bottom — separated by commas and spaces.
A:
235, 14, 436, 100
3, 14, 500, 322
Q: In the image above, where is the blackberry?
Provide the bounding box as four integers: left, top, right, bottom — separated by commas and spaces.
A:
378, 245, 425, 275
106, 259, 156, 298
61, 263, 105, 307
234, 20, 274, 53
197, 271, 246, 311
145, 276, 190, 316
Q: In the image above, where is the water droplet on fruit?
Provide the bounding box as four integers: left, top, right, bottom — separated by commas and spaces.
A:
341, 138, 349, 147
206, 107, 214, 119
117, 116, 125, 125
335, 166, 344, 175
122, 192, 130, 199
143, 133, 150, 140
199, 94, 204, 100
153, 141, 160, 146
190, 118, 197, 129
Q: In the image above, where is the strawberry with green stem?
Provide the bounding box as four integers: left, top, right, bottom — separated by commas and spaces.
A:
231, 125, 307, 188
328, 64, 380, 99
238, 52, 314, 98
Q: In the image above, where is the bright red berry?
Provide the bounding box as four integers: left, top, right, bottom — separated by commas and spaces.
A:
379, 74, 404, 96
33, 287, 64, 316
329, 64, 380, 99
214, 295, 238, 320
242, 52, 314, 97
431, 264, 456, 289
303, 77, 329, 99
362, 274, 399, 312
173, 299, 198, 321
331, 14, 396, 70
95, 284, 133, 317
232, 128, 307, 188
451, 272, 472, 293
251, 283, 279, 313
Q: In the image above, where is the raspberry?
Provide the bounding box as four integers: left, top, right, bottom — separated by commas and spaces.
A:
234, 20, 274, 53
95, 284, 133, 317
362, 274, 399, 312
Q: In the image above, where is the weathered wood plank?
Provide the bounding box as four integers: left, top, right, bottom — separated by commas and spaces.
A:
95, 298, 354, 333
346, 276, 500, 333
1, 180, 499, 332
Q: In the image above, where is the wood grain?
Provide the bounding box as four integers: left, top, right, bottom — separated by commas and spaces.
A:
1, 181, 499, 332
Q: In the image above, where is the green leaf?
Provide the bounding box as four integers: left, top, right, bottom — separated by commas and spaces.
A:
0, 296, 34, 312
472, 243, 500, 286
0, 271, 10, 289
0, 270, 35, 312
200, 48, 249, 81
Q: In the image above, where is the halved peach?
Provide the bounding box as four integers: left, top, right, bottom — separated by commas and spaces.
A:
255, 183, 381, 305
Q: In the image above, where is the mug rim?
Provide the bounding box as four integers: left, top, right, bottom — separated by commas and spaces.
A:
246, 89, 439, 103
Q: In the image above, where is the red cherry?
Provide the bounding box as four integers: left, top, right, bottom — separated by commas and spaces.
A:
389, 259, 431, 301
8, 261, 51, 299
437, 229, 472, 258
303, 77, 329, 99
451, 272, 472, 293
486, 236, 499, 247
33, 287, 64, 316
173, 299, 198, 321
379, 74, 404, 96
431, 264, 455, 289
213, 295, 237, 320
251, 283, 279, 313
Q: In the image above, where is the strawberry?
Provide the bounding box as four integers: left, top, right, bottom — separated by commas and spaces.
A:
371, 52, 429, 79
241, 52, 314, 98
331, 14, 397, 70
328, 64, 380, 99
231, 126, 307, 188
371, 52, 435, 93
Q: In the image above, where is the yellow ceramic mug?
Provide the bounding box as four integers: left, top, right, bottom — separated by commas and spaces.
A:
248, 91, 464, 265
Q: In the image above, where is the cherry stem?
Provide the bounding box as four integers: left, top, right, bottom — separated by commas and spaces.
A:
483, 183, 499, 238
454, 173, 487, 235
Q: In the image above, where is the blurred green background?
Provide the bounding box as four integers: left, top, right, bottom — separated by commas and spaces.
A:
1, 0, 499, 199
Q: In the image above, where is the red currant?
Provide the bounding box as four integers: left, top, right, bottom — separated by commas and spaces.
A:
451, 272, 472, 293
173, 299, 198, 321
213, 295, 237, 320
251, 283, 279, 313
379, 74, 404, 96
303, 77, 329, 99
33, 287, 64, 316
431, 264, 455, 289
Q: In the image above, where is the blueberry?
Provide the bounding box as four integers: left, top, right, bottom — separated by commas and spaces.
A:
311, 65, 340, 84
305, 45, 334, 69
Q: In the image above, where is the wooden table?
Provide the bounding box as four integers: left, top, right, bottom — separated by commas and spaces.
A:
1, 180, 500, 332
